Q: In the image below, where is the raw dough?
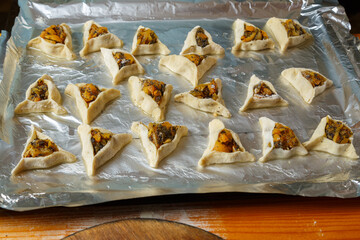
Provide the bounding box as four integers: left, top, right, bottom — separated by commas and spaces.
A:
174, 78, 231, 117
281, 67, 333, 104
27, 23, 76, 60
129, 76, 173, 121
11, 125, 76, 175
303, 115, 359, 159
101, 48, 145, 85
239, 74, 288, 112
79, 20, 123, 57
264, 17, 312, 52
14, 74, 67, 115
131, 121, 188, 168
232, 19, 275, 51
259, 117, 308, 162
131, 25, 170, 56
159, 54, 216, 86
180, 26, 224, 55
198, 119, 255, 167
78, 124, 132, 176
65, 83, 120, 124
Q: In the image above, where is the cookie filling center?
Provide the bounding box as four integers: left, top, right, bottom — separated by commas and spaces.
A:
281, 19, 305, 37
190, 79, 218, 100
241, 24, 269, 42
272, 123, 299, 150
301, 70, 326, 88
113, 52, 136, 69
80, 83, 101, 107
137, 28, 158, 45
40, 25, 66, 44
148, 122, 178, 149
142, 79, 166, 105
91, 129, 112, 155
212, 129, 242, 153
88, 24, 108, 40
23, 138, 59, 158
253, 82, 274, 98
325, 118, 352, 144
184, 54, 206, 66
195, 27, 209, 48
29, 79, 49, 102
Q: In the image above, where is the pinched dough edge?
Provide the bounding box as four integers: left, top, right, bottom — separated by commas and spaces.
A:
80, 20, 123, 57
129, 76, 173, 121
131, 121, 188, 168
27, 23, 76, 60
65, 83, 120, 124
174, 78, 231, 117
239, 74, 288, 112
14, 74, 67, 115
159, 54, 216, 86
259, 117, 308, 162
198, 119, 255, 167
101, 48, 145, 85
11, 125, 76, 175
78, 124, 132, 176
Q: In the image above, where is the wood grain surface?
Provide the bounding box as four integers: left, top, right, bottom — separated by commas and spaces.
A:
1, 193, 360, 239
64, 218, 223, 240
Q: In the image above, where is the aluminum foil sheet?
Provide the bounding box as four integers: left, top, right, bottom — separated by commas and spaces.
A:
1, 0, 360, 211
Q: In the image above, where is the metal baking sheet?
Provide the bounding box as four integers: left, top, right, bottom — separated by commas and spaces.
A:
1, 0, 360, 211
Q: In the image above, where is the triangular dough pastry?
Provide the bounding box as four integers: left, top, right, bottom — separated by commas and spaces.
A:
129, 76, 173, 121
303, 115, 359, 159
232, 19, 275, 51
65, 83, 120, 124
27, 23, 76, 60
239, 74, 288, 112
79, 20, 123, 57
198, 119, 255, 167
174, 78, 231, 117
259, 117, 308, 162
11, 125, 76, 175
14, 74, 67, 115
78, 124, 132, 176
159, 54, 216, 86
264, 17, 312, 52
131, 25, 170, 56
180, 26, 224, 55
101, 48, 145, 85
131, 121, 188, 168
281, 68, 333, 104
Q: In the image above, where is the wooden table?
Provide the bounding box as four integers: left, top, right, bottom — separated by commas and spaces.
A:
1, 192, 359, 239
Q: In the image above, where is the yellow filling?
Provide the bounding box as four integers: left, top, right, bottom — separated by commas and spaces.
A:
272, 123, 299, 150
212, 129, 242, 153
91, 129, 112, 155
113, 52, 135, 69
28, 79, 49, 102
301, 70, 326, 88
253, 82, 274, 98
195, 27, 209, 48
184, 54, 205, 66
137, 28, 158, 45
281, 19, 305, 37
325, 118, 352, 144
190, 79, 218, 100
148, 122, 178, 149
40, 25, 66, 44
88, 24, 108, 40
241, 24, 269, 42
142, 79, 166, 105
80, 83, 101, 107
23, 138, 59, 158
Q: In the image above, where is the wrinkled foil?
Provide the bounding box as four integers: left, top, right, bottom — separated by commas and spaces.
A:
1, 0, 360, 211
